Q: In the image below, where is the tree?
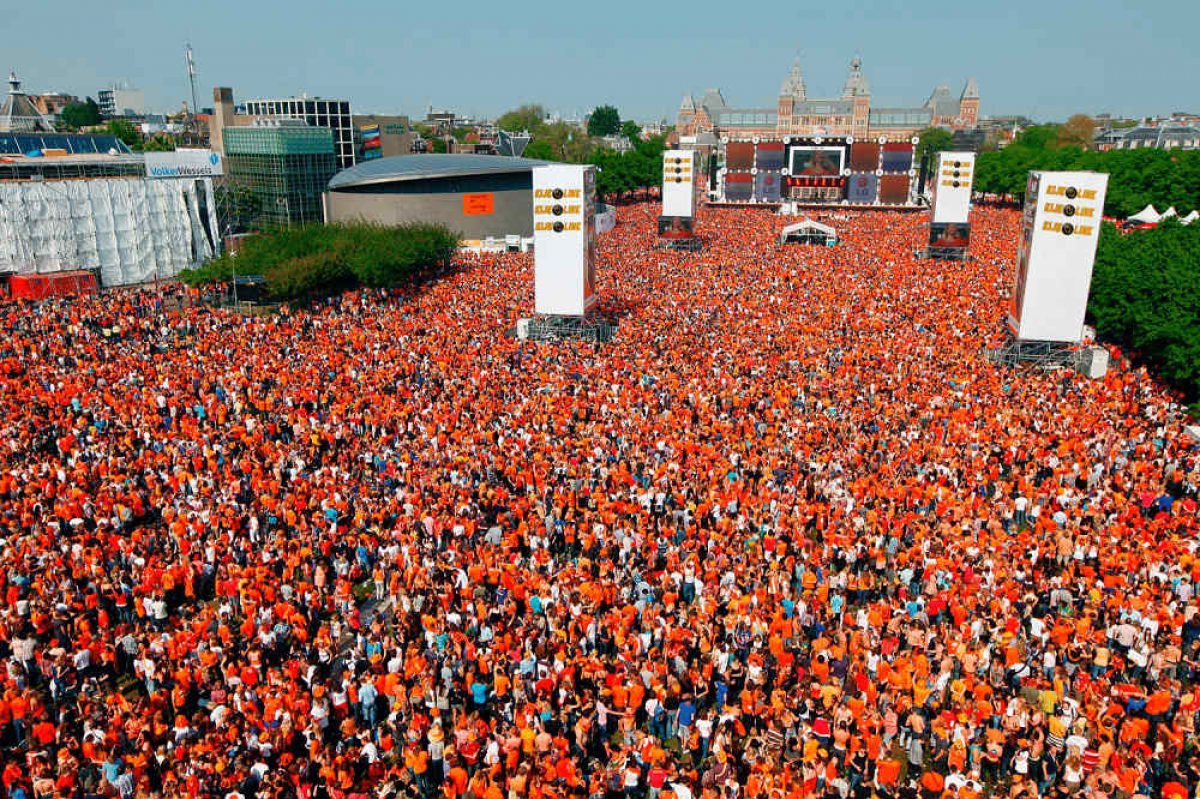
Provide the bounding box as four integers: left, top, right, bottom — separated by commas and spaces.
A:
522, 140, 557, 161
104, 119, 141, 149
142, 133, 176, 152
496, 104, 545, 134
916, 127, 953, 165
58, 98, 101, 130
621, 120, 642, 142
431, 138, 449, 154
1057, 114, 1095, 149
587, 105, 621, 137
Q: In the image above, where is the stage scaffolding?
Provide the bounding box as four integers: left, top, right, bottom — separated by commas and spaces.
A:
519, 315, 615, 344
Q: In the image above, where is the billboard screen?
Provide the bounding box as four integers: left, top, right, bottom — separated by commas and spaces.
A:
723, 172, 753, 201
755, 171, 783, 202
725, 141, 754, 170
850, 142, 880, 172
879, 174, 910, 204
145, 149, 224, 178
662, 150, 697, 217
847, 173, 878, 204
929, 222, 970, 249
881, 142, 914, 172
533, 165, 596, 316
788, 146, 844, 177
755, 141, 786, 170
658, 216, 695, 239
1009, 171, 1108, 342
930, 151, 975, 224
463, 193, 494, 216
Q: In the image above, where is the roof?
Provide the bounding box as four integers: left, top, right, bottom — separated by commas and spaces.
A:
0, 132, 133, 156
1, 72, 55, 133
328, 154, 550, 190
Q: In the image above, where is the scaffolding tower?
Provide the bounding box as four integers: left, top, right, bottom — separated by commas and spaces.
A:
517, 315, 616, 343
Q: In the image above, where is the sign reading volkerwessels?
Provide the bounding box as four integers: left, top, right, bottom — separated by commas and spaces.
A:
145, 149, 224, 178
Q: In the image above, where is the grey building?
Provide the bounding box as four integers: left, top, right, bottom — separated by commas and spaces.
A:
325, 154, 548, 240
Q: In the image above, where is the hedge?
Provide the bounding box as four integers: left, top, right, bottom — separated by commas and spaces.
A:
180, 222, 459, 301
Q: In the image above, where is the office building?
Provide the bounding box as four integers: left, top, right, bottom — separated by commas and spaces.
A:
223, 119, 337, 226
98, 85, 146, 118
354, 115, 418, 161
244, 95, 355, 169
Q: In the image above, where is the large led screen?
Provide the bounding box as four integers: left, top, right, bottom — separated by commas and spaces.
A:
725, 142, 754, 170
846, 173, 878, 204
755, 141, 786, 170
881, 142, 914, 172
929, 222, 970, 248
755, 171, 783, 202
850, 142, 880, 172
788, 146, 844, 177
658, 216, 695, 239
724, 172, 753, 201
879, 174, 911, 204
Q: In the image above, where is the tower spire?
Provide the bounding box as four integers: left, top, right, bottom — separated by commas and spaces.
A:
780, 55, 806, 100
841, 57, 870, 98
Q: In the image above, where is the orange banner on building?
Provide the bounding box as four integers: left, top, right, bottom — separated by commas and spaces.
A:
462, 193, 494, 215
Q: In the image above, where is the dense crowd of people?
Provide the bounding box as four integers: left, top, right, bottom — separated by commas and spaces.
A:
0, 204, 1196, 799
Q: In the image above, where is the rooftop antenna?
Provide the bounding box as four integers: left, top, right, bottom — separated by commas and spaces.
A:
185, 43, 199, 127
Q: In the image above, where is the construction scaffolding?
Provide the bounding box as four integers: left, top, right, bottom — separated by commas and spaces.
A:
921, 246, 971, 261
516, 315, 616, 343
985, 339, 1082, 370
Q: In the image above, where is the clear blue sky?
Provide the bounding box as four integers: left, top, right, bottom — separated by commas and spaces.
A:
7, 0, 1195, 122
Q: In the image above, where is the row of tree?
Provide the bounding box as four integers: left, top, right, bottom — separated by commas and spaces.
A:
1089, 220, 1200, 403
917, 118, 1199, 219
495, 104, 669, 199
178, 223, 459, 302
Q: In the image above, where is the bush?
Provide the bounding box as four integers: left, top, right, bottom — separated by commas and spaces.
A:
178, 222, 459, 300
1089, 220, 1200, 402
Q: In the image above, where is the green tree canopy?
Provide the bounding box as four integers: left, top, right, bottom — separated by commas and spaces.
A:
587, 105, 621, 137
58, 98, 101, 130
104, 119, 141, 149
620, 120, 642, 142
179, 223, 459, 301
496, 104, 545, 134
916, 127, 953, 165
1089, 220, 1200, 402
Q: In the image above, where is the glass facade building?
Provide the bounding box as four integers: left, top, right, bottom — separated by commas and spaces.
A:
223, 123, 336, 227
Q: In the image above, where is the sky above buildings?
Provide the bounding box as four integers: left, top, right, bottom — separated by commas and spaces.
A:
7, 0, 1195, 122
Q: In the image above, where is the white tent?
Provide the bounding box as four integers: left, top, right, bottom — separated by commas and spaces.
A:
1128, 204, 1160, 224
1161, 206, 1178, 219
1181, 211, 1198, 226
780, 218, 836, 244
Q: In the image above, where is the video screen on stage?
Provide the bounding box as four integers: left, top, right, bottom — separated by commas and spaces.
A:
755, 141, 786, 170
755, 171, 783, 202
847, 173, 878, 204
879, 174, 910, 204
850, 142, 880, 172
658, 216, 695, 239
726, 142, 754, 170
929, 222, 970, 249
788, 146, 844, 177
881, 142, 914, 172
723, 172, 753, 201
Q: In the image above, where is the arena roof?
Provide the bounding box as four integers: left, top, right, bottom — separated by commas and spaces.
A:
329, 154, 550, 190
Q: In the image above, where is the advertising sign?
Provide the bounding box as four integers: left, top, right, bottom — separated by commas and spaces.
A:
930, 151, 975, 224
662, 150, 697, 218
463, 193, 494, 216
533, 165, 596, 316
1009, 171, 1109, 342
145, 149, 223, 178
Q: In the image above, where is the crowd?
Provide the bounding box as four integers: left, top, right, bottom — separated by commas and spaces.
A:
0, 204, 1196, 799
